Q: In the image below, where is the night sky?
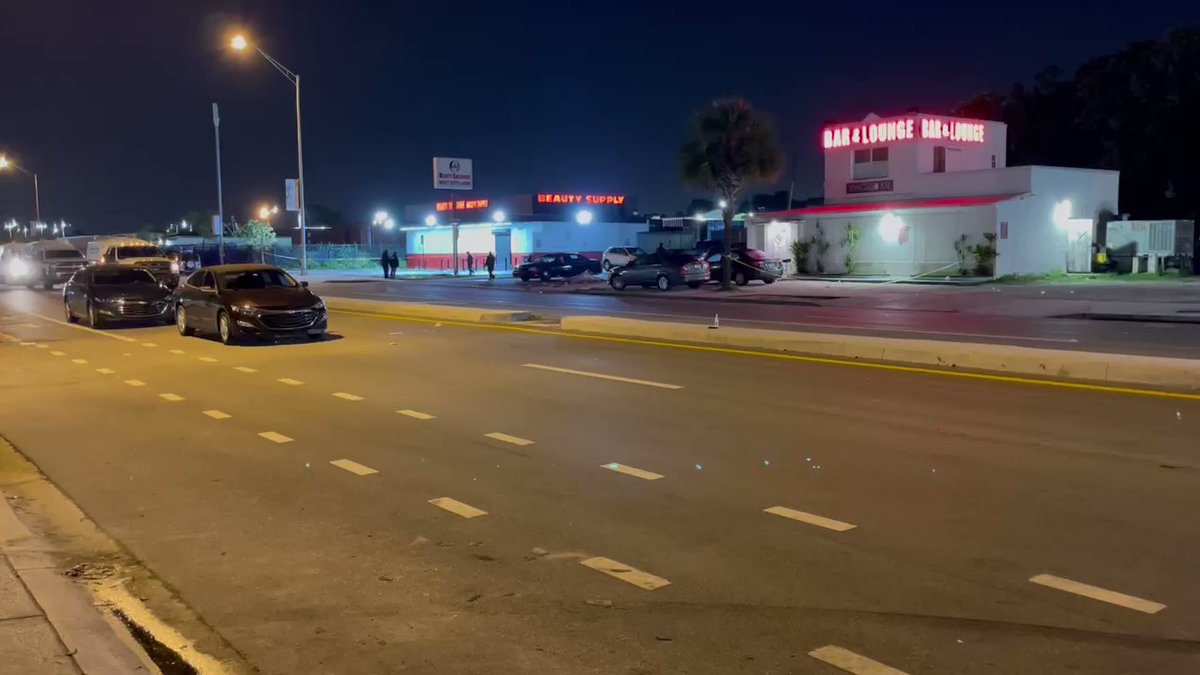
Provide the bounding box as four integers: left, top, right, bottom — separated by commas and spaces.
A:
2, 1, 1197, 233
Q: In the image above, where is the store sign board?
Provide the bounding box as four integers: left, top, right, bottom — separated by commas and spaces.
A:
536, 193, 626, 206
433, 157, 473, 190
435, 199, 490, 212
822, 117, 986, 149
846, 179, 894, 194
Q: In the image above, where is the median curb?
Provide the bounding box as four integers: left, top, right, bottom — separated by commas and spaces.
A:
559, 315, 1200, 390
324, 296, 533, 323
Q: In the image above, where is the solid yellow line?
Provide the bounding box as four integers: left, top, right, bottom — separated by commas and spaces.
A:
329, 309, 1200, 401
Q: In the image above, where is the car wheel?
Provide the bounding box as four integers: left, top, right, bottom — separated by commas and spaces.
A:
86, 302, 104, 328
610, 274, 626, 290
602, 259, 612, 271
176, 305, 194, 336
519, 273, 530, 282
217, 311, 236, 345
64, 300, 78, 324
656, 275, 671, 291
687, 281, 701, 289
763, 277, 776, 285
735, 271, 748, 286
540, 269, 551, 282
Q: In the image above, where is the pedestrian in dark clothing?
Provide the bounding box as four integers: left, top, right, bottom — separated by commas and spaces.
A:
380, 250, 391, 278
655, 242, 667, 260
389, 252, 400, 278
485, 252, 496, 280
466, 252, 475, 275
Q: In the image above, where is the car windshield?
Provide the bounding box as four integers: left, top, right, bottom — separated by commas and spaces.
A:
93, 269, 157, 285
221, 269, 298, 290
44, 250, 84, 260
114, 245, 164, 259
630, 248, 648, 256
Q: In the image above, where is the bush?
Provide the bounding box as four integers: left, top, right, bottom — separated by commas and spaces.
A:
970, 232, 998, 276
789, 239, 812, 274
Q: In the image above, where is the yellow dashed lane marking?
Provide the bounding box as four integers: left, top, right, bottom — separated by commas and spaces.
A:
428, 497, 487, 518
580, 557, 670, 591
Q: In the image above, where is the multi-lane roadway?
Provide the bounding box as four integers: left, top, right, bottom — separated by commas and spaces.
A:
1, 286, 1199, 673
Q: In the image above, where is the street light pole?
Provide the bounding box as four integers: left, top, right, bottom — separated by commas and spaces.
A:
213, 102, 226, 264
0, 156, 42, 227
229, 35, 307, 276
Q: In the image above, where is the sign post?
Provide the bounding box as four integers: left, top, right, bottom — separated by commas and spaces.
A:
433, 158, 472, 275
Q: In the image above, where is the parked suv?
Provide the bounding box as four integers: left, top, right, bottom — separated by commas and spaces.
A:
7, 240, 87, 289
601, 246, 647, 271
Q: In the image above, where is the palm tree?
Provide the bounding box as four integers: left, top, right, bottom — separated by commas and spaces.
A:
679, 99, 783, 289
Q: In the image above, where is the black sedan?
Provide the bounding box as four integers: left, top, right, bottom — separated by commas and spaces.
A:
514, 253, 600, 281
63, 265, 174, 328
609, 253, 709, 291
174, 264, 327, 344
697, 247, 784, 285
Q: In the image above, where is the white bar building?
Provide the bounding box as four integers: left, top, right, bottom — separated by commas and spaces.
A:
749, 112, 1120, 277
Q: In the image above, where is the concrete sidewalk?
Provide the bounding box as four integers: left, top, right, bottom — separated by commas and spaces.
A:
0, 487, 153, 674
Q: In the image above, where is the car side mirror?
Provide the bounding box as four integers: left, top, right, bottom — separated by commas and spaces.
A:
301, 281, 309, 287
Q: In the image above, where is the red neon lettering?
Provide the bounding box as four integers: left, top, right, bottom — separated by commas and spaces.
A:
822, 129, 834, 149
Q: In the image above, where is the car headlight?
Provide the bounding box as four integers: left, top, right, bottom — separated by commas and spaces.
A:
234, 304, 260, 316
95, 296, 122, 304
169, 261, 180, 274
8, 259, 29, 278
311, 299, 325, 312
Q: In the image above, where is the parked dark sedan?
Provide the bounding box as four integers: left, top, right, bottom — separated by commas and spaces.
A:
696, 246, 784, 285
174, 264, 327, 344
513, 253, 600, 281
63, 264, 174, 327
609, 253, 709, 291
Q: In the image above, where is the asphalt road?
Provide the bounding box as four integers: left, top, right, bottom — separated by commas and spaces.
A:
309, 277, 1200, 359
2, 286, 1199, 674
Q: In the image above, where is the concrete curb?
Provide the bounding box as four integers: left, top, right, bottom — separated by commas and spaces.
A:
559, 315, 1200, 390
324, 296, 533, 323
0, 488, 154, 674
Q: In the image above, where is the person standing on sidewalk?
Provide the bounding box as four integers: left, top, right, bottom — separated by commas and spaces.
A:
389, 251, 400, 278
485, 251, 496, 280
466, 251, 475, 276
380, 250, 391, 279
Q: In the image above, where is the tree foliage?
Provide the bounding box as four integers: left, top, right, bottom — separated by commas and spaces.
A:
953, 27, 1200, 218
679, 99, 783, 288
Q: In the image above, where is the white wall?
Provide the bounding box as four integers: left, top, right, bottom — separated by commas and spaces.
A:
994, 167, 1120, 276
796, 206, 996, 276
824, 114, 1008, 203
406, 221, 643, 256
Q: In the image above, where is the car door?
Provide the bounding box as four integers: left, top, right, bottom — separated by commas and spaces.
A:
65, 270, 86, 315
566, 254, 587, 276
706, 253, 724, 282
190, 271, 219, 328
624, 255, 654, 285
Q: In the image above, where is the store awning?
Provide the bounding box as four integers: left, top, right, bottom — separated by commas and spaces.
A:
752, 193, 1025, 220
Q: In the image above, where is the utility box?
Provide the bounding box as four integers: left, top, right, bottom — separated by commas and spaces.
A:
1105, 219, 1195, 273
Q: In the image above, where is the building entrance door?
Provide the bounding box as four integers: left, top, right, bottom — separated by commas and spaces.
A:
493, 230, 512, 271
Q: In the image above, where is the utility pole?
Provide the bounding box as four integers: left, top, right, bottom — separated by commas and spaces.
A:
213, 103, 226, 263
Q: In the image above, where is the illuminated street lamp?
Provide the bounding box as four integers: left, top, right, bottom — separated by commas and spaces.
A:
229, 32, 309, 275
258, 204, 280, 223
492, 210, 506, 223
0, 155, 41, 228
4, 219, 18, 239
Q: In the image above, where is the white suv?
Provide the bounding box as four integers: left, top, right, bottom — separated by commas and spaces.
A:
601, 246, 647, 271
